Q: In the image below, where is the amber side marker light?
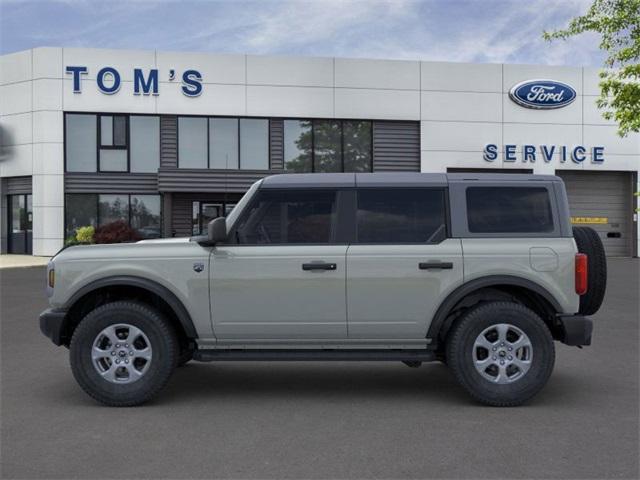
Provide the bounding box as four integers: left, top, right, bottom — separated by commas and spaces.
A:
575, 253, 588, 295
48, 269, 55, 289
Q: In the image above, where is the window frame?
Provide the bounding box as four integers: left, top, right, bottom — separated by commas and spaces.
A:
64, 112, 161, 174
97, 114, 129, 172
284, 119, 374, 174
177, 115, 271, 171
225, 188, 350, 246
354, 187, 450, 245
64, 193, 163, 239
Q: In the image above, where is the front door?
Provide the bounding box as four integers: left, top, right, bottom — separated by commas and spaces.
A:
346, 188, 463, 339
8, 194, 32, 254
210, 188, 347, 340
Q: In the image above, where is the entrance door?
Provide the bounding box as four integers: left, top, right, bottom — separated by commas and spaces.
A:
210, 188, 347, 340
8, 194, 32, 254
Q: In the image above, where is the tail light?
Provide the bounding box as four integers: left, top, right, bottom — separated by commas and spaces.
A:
575, 253, 588, 295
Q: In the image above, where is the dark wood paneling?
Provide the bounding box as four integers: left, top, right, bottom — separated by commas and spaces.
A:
270, 119, 284, 170
158, 168, 278, 193
372, 121, 420, 172
65, 173, 158, 193
160, 115, 178, 168
6, 176, 32, 195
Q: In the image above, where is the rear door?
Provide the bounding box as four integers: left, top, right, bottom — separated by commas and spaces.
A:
346, 188, 463, 339
210, 188, 348, 340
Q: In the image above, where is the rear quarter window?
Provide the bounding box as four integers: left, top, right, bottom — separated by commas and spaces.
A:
466, 187, 554, 234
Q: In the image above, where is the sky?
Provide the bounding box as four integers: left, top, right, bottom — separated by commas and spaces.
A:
0, 0, 605, 66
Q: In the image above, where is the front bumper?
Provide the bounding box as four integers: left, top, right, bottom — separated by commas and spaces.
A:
39, 308, 67, 346
557, 314, 593, 346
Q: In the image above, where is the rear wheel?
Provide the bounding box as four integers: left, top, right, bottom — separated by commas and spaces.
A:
446, 301, 555, 407
70, 301, 178, 407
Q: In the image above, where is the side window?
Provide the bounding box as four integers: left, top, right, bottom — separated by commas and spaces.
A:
233, 190, 337, 244
466, 187, 554, 233
356, 188, 447, 243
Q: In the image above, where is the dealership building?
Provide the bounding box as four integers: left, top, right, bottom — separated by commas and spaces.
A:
0, 47, 638, 257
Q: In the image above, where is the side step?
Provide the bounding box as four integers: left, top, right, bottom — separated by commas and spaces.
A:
193, 349, 437, 362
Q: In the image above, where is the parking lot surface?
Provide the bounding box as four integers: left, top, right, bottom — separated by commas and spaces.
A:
1, 259, 638, 479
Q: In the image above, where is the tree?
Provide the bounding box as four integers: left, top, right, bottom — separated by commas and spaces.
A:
543, 0, 640, 136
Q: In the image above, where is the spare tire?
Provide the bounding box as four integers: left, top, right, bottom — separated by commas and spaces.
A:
572, 226, 607, 315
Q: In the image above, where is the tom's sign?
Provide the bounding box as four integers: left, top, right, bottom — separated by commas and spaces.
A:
509, 79, 576, 109
65, 66, 203, 97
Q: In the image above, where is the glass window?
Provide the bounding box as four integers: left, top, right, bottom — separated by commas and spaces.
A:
240, 119, 269, 170
357, 189, 446, 243
98, 195, 130, 226
130, 116, 160, 173
284, 120, 312, 172
210, 118, 239, 169
131, 195, 161, 239
234, 189, 337, 244
66, 114, 97, 172
99, 149, 127, 172
343, 121, 371, 172
192, 201, 201, 235
178, 117, 207, 168
313, 120, 342, 172
466, 187, 554, 234
100, 116, 113, 146
113, 116, 127, 146
65, 194, 97, 238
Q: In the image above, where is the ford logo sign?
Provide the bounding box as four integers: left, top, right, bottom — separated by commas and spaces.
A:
509, 79, 577, 109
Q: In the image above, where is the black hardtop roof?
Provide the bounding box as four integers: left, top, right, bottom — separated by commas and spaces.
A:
260, 172, 561, 188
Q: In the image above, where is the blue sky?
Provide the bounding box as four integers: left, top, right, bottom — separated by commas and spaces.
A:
0, 0, 604, 66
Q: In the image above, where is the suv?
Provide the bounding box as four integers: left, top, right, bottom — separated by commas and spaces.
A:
40, 173, 606, 407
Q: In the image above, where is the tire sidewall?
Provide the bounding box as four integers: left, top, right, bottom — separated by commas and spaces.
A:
70, 302, 177, 405
447, 303, 555, 406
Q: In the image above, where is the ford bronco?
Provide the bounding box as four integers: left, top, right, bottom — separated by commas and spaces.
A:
40, 173, 606, 407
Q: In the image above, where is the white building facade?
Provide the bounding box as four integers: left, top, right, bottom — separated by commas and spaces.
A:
1, 47, 638, 256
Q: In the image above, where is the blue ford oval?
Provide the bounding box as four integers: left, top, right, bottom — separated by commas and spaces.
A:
509, 79, 577, 109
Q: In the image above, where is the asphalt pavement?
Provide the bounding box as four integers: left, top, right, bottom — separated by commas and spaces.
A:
1, 259, 638, 479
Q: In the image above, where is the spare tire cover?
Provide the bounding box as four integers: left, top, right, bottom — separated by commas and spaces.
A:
572, 226, 607, 315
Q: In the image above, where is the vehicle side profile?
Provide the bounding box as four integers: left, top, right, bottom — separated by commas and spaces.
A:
40, 173, 607, 407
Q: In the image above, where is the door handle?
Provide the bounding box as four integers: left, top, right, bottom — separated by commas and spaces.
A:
419, 262, 453, 270
302, 262, 337, 271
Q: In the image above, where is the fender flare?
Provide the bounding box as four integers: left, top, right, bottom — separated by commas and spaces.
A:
64, 275, 198, 339
427, 275, 562, 342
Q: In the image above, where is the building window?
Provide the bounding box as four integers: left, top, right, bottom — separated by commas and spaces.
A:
466, 187, 554, 234
209, 118, 239, 169
233, 189, 337, 244
283, 120, 312, 173
284, 119, 372, 173
65, 114, 97, 172
130, 116, 160, 173
65, 194, 162, 240
191, 201, 237, 235
356, 189, 447, 243
65, 113, 159, 173
178, 116, 270, 170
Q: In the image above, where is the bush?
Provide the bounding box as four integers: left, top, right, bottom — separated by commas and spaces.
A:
93, 220, 142, 244
76, 225, 95, 244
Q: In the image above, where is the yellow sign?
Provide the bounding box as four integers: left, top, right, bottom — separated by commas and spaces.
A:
571, 217, 608, 225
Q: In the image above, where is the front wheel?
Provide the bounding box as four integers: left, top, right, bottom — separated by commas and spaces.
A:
70, 301, 178, 407
446, 301, 555, 407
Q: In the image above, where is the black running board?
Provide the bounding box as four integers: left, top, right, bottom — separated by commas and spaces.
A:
193, 349, 437, 362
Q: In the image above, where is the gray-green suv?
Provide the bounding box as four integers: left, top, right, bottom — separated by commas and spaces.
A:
40, 173, 606, 407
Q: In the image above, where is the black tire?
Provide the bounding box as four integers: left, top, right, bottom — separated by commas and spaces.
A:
70, 301, 178, 407
572, 226, 607, 315
446, 301, 555, 407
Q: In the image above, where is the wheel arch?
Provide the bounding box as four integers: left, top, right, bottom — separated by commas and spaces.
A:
427, 275, 562, 348
60, 276, 197, 346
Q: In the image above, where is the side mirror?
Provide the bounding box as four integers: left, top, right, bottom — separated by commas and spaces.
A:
207, 217, 227, 244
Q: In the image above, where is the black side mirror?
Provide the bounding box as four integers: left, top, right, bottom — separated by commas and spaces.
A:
207, 217, 227, 244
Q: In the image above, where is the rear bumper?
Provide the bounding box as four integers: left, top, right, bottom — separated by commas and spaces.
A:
557, 314, 593, 346
39, 308, 67, 346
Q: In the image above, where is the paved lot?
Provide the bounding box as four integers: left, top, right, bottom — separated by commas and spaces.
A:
1, 260, 638, 479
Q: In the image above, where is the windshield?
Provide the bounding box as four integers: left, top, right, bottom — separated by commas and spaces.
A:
225, 179, 262, 231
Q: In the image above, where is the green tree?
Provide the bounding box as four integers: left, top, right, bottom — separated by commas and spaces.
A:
543, 0, 640, 136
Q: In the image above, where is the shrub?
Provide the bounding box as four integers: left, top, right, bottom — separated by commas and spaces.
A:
93, 220, 142, 244
75, 225, 95, 244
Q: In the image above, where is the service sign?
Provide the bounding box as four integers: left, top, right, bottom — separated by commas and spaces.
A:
509, 79, 577, 109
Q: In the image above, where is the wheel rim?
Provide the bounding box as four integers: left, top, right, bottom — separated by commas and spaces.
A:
91, 324, 152, 384
472, 323, 533, 384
